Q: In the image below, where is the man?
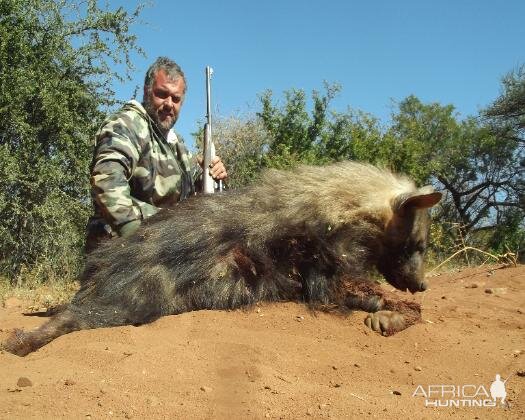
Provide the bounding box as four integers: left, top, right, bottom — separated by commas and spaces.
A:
85, 57, 227, 252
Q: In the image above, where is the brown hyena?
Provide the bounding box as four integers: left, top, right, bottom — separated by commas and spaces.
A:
2, 161, 441, 356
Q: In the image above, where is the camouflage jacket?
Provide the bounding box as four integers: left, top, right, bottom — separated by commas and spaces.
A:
88, 100, 201, 238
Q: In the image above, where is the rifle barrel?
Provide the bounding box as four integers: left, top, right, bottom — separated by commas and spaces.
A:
206, 66, 213, 127
202, 66, 216, 194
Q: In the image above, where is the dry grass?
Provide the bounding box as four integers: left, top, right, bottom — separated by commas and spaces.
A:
0, 275, 78, 310
428, 246, 518, 274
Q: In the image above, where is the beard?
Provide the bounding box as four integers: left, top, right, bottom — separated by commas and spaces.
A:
143, 96, 178, 135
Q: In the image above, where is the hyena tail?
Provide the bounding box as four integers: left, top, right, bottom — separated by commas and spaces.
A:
1, 304, 130, 357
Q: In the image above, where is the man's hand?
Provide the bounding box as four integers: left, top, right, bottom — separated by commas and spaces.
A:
118, 219, 141, 238
209, 156, 227, 181
198, 156, 228, 181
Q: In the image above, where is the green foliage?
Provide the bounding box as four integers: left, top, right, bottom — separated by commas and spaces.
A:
481, 66, 525, 260
321, 110, 383, 164
257, 83, 342, 168
483, 65, 525, 148
384, 96, 459, 183
487, 208, 525, 259
0, 0, 144, 283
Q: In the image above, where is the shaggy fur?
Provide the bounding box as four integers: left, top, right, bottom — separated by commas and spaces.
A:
2, 161, 441, 356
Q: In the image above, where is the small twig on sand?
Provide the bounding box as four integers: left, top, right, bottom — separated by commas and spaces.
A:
275, 374, 292, 384
349, 392, 366, 402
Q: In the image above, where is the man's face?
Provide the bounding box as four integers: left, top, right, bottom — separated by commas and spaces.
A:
143, 69, 186, 134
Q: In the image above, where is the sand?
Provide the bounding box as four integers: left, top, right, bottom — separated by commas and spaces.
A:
0, 265, 523, 419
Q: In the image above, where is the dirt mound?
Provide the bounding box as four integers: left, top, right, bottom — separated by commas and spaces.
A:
0, 265, 523, 419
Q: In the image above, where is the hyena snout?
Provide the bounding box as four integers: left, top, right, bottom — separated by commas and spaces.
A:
380, 253, 427, 293
402, 252, 428, 292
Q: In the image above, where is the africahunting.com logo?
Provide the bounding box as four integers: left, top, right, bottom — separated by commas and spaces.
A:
413, 373, 511, 408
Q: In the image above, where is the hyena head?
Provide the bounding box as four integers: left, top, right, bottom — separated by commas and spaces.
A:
377, 186, 442, 293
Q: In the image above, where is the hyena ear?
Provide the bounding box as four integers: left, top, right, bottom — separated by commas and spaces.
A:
393, 186, 442, 214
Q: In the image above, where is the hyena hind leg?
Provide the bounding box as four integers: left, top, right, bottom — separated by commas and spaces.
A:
1, 307, 86, 357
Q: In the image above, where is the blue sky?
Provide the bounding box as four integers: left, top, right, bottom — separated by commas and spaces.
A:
112, 0, 525, 150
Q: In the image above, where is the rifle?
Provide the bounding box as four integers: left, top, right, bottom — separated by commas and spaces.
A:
202, 66, 222, 194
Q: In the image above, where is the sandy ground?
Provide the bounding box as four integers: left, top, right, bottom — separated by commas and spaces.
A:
0, 265, 523, 419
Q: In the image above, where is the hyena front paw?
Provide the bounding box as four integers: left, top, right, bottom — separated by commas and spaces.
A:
364, 310, 406, 336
